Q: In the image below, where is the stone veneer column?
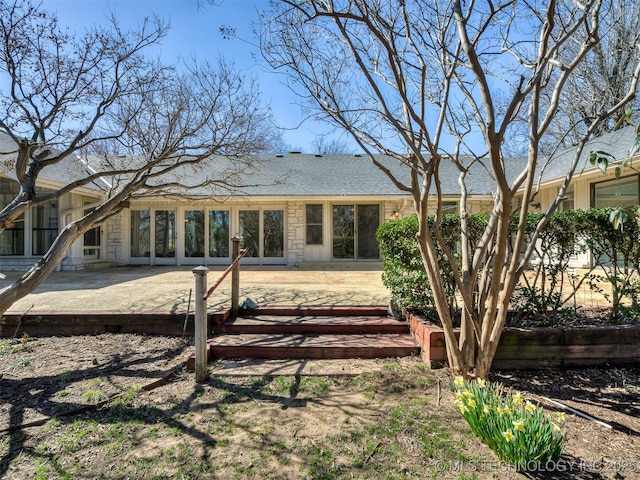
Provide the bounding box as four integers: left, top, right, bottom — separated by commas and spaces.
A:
286, 201, 305, 265
105, 214, 125, 264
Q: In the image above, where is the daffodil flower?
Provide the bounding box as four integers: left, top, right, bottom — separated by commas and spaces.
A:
467, 399, 476, 408
463, 390, 472, 399
525, 401, 536, 414
513, 420, 524, 432
454, 376, 465, 387
513, 392, 523, 405
483, 405, 491, 414
476, 378, 486, 387
556, 412, 566, 423
502, 430, 515, 442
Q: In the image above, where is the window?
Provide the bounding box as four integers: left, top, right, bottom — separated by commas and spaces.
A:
155, 210, 176, 258
592, 175, 639, 208
83, 198, 101, 260
239, 210, 260, 257
263, 210, 284, 257
0, 178, 58, 256
442, 202, 458, 215
31, 190, 58, 255
209, 210, 230, 257
0, 178, 23, 255
131, 210, 150, 257
184, 210, 205, 257
559, 186, 574, 211
306, 204, 323, 245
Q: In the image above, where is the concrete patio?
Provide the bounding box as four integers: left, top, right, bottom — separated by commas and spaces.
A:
2, 262, 390, 315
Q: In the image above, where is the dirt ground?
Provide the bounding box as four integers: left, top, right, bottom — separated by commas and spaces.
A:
1, 333, 639, 479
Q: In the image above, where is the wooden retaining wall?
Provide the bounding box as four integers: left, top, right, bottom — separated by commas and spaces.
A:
0, 311, 230, 337
408, 313, 640, 369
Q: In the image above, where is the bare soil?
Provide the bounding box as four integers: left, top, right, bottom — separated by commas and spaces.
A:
1, 333, 639, 479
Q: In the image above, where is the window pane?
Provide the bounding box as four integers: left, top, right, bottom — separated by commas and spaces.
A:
1, 178, 24, 255
83, 202, 101, 260
559, 186, 574, 211
357, 205, 380, 259
0, 228, 24, 256
442, 202, 458, 215
185, 210, 205, 257
209, 210, 230, 257
239, 210, 260, 257
306, 204, 323, 245
131, 210, 150, 257
307, 225, 323, 245
32, 199, 58, 255
306, 204, 323, 224
155, 210, 176, 257
332, 205, 354, 259
264, 210, 284, 257
594, 176, 639, 208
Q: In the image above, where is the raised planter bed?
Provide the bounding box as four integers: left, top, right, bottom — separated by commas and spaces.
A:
407, 313, 640, 369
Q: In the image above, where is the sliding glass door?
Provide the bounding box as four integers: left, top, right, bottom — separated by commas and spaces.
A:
332, 204, 380, 260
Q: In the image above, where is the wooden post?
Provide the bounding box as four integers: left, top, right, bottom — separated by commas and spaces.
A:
231, 236, 243, 318
193, 265, 209, 383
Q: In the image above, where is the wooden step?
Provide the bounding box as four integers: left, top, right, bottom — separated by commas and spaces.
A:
206, 333, 420, 360
216, 315, 409, 335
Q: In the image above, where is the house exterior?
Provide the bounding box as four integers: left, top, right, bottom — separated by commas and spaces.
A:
1, 127, 638, 271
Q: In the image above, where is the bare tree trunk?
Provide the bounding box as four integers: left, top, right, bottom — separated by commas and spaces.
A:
0, 223, 81, 315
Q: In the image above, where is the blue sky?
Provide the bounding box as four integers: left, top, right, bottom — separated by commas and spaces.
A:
45, 0, 351, 152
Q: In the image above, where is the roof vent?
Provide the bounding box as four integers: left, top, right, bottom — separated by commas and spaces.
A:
275, 154, 283, 157
314, 154, 322, 157
288, 150, 302, 154
353, 154, 362, 157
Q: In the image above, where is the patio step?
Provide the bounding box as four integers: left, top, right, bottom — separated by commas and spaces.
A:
187, 311, 420, 369
207, 333, 420, 360
215, 315, 409, 335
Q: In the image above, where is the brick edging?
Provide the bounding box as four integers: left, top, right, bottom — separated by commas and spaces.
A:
406, 313, 640, 369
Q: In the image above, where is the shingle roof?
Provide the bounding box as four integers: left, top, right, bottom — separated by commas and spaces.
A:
3, 125, 637, 198
210, 153, 523, 197
0, 133, 99, 189
539, 125, 638, 183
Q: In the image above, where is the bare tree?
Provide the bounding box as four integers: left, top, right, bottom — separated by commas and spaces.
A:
261, 0, 640, 378
548, 0, 640, 146
0, 1, 278, 314
311, 134, 350, 154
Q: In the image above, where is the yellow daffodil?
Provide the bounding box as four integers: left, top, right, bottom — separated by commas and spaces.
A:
467, 399, 476, 408
456, 392, 463, 401
556, 412, 566, 423
503, 406, 512, 415
513, 392, 523, 405
552, 422, 561, 432
483, 405, 491, 414
459, 404, 468, 413
476, 378, 486, 387
513, 420, 524, 432
463, 390, 472, 399
454, 376, 465, 387
496, 406, 504, 415
502, 430, 515, 442
525, 401, 536, 414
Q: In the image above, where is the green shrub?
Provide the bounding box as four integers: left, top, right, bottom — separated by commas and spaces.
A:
376, 212, 487, 323
452, 376, 566, 472
377, 215, 435, 318
377, 208, 640, 324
